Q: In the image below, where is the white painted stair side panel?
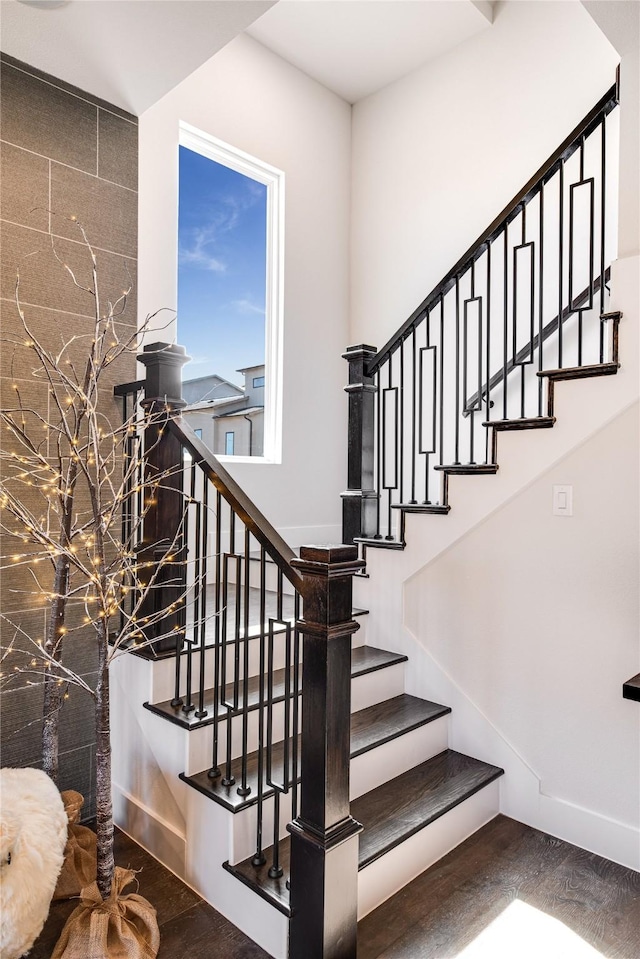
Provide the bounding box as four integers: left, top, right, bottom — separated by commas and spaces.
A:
185, 787, 288, 959
350, 715, 450, 800
357, 779, 500, 919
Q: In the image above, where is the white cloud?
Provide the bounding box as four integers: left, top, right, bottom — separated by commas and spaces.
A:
232, 298, 265, 316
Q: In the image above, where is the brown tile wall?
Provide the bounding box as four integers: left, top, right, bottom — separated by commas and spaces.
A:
0, 53, 138, 819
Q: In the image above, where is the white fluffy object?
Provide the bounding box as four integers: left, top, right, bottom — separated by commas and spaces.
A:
0, 767, 67, 959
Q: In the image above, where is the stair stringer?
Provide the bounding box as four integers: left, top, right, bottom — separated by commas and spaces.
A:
353, 254, 640, 870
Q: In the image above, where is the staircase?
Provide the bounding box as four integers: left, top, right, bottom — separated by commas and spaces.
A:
110, 79, 631, 958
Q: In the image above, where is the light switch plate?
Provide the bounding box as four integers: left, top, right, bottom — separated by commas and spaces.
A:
553, 484, 573, 516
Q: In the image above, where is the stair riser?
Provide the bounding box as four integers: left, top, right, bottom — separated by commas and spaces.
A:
225, 715, 450, 862
229, 789, 294, 866
185, 787, 289, 959
149, 620, 368, 703
181, 661, 405, 775
357, 778, 500, 919
350, 716, 449, 800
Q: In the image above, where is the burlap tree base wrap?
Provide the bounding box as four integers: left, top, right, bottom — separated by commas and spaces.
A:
53, 791, 97, 901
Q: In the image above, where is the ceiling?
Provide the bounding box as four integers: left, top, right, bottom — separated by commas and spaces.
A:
248, 1, 493, 104
0, 0, 494, 115
0, 0, 275, 114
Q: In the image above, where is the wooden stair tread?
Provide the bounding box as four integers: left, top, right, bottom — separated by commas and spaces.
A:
354, 536, 405, 550
351, 646, 407, 677
622, 673, 640, 702
390, 503, 450, 514
537, 362, 619, 381
182, 692, 449, 813
434, 463, 498, 475
224, 748, 503, 914
144, 664, 299, 730
145, 642, 396, 732
352, 749, 504, 868
483, 416, 555, 431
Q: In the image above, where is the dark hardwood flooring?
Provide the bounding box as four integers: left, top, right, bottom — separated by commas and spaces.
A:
32, 816, 639, 958
358, 814, 640, 959
30, 827, 270, 959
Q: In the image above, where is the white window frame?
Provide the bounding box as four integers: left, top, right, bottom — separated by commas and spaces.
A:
179, 122, 285, 464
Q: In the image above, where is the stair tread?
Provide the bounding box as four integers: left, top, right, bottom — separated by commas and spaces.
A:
224, 748, 503, 913
390, 503, 450, 514
354, 536, 405, 550
183, 692, 449, 812
434, 463, 498, 474
351, 646, 407, 677
483, 416, 555, 430
537, 362, 619, 381
622, 673, 640, 702
352, 748, 504, 868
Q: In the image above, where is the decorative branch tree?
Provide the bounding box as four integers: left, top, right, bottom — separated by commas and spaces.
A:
0, 220, 190, 916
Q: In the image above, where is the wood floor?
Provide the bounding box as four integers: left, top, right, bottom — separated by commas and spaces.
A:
32, 816, 639, 959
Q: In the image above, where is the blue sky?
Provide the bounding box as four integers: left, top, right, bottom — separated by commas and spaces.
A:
177, 146, 267, 386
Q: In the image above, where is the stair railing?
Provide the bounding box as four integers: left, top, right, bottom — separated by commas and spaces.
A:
118, 344, 364, 959
343, 79, 620, 546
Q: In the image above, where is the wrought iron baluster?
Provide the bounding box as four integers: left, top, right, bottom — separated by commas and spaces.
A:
485, 242, 492, 461
195, 477, 208, 719
182, 464, 199, 715
251, 548, 267, 865
209, 487, 222, 779
599, 116, 607, 362
238, 526, 252, 797
410, 329, 417, 503
558, 159, 565, 368
503, 225, 509, 420
538, 185, 545, 415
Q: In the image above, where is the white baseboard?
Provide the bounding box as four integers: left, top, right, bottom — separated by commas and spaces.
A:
112, 782, 187, 880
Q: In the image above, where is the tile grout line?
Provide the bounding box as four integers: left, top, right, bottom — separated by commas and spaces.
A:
0, 58, 138, 124
0, 219, 138, 261
0, 295, 137, 325
1, 138, 138, 194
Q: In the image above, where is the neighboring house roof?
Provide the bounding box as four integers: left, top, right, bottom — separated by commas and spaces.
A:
236, 364, 265, 374
182, 373, 244, 403
183, 396, 249, 414
213, 406, 264, 419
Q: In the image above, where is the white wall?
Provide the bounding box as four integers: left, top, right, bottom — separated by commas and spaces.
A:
138, 33, 351, 546
350, 0, 619, 350
403, 401, 639, 866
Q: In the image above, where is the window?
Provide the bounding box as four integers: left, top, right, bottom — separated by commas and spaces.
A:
178, 123, 284, 463
225, 432, 235, 456
193, 428, 202, 439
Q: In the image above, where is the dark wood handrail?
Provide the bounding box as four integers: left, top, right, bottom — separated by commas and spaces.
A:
367, 81, 618, 376
463, 268, 610, 414
168, 417, 305, 595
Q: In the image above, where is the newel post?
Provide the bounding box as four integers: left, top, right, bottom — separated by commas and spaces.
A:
288, 545, 365, 959
137, 342, 190, 654
341, 345, 378, 544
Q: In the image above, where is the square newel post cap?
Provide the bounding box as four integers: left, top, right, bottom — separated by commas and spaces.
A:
291, 544, 365, 577
137, 342, 191, 409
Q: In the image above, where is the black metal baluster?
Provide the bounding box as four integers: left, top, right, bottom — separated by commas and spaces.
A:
599, 117, 607, 362
399, 339, 405, 505
208, 489, 222, 779
538, 185, 545, 415
182, 465, 198, 715
485, 242, 492, 462
251, 548, 267, 865
558, 159, 565, 368
438, 296, 445, 469
375, 369, 382, 538
195, 474, 209, 719
454, 277, 461, 463
469, 261, 476, 463
577, 139, 585, 367
384, 361, 395, 538
424, 310, 433, 503
291, 591, 301, 821
503, 225, 509, 420
220, 549, 234, 787
410, 329, 417, 503
238, 526, 252, 797
520, 205, 527, 418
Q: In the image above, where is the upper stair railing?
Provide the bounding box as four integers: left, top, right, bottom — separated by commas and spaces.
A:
116, 344, 364, 959
343, 78, 620, 546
